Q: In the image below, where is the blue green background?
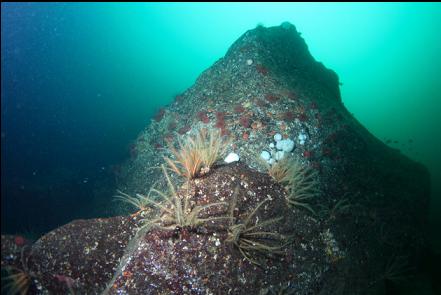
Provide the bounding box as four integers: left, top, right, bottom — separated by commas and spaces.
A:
1, 3, 440, 250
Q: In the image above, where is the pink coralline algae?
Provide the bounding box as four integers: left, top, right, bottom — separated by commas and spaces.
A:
215, 111, 226, 121
239, 115, 251, 128
215, 112, 226, 129
14, 235, 26, 246
303, 150, 313, 158
197, 111, 210, 124
215, 120, 225, 130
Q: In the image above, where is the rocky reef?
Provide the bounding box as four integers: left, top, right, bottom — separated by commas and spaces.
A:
1, 23, 430, 294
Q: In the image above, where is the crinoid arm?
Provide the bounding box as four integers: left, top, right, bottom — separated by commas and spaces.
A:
227, 198, 290, 266
1, 266, 31, 295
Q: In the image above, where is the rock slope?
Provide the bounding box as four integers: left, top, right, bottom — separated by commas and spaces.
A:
1, 23, 430, 295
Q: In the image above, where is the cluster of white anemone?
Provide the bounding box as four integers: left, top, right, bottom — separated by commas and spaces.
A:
260, 132, 307, 165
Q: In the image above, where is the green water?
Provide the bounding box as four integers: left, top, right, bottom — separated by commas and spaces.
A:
2, 2, 440, 249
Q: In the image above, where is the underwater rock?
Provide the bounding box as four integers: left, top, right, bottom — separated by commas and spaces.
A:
1, 23, 430, 294
106, 163, 326, 294
38, 217, 139, 294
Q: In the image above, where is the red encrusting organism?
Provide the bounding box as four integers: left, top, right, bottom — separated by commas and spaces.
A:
215, 112, 226, 129
14, 235, 26, 246
303, 150, 313, 158
197, 111, 210, 124
239, 115, 251, 128
215, 111, 226, 121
